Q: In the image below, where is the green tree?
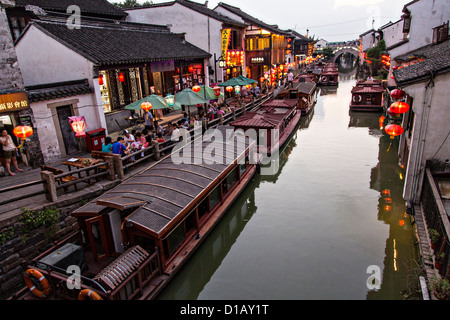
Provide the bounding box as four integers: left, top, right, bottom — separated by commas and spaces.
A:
111, 0, 153, 8
366, 40, 386, 78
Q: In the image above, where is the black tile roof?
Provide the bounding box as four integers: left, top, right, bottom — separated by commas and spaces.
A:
216, 2, 289, 36
26, 79, 93, 102
15, 0, 127, 19
124, 0, 246, 28
20, 20, 212, 66
393, 39, 450, 86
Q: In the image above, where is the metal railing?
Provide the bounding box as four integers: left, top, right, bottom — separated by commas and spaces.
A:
421, 168, 450, 277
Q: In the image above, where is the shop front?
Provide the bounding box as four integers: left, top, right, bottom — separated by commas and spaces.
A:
98, 59, 206, 131
0, 91, 43, 168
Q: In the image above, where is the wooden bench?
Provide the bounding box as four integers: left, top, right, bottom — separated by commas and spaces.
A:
40, 165, 78, 191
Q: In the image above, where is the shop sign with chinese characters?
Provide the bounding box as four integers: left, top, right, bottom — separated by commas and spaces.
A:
0, 92, 29, 114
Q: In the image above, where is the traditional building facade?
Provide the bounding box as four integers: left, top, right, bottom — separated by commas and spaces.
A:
14, 16, 211, 163
0, 0, 44, 168
214, 2, 289, 83
124, 0, 247, 85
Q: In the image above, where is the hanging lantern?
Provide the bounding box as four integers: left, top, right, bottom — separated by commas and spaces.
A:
188, 66, 194, 73
98, 75, 104, 86
386, 107, 398, 117
192, 85, 201, 93
118, 72, 125, 82
234, 85, 241, 94
13, 125, 33, 141
390, 89, 405, 100
385, 124, 403, 139
260, 77, 265, 82
379, 115, 385, 130
164, 94, 175, 107
225, 86, 233, 92
69, 116, 87, 138
390, 101, 410, 114
141, 101, 152, 112
264, 73, 269, 79
245, 84, 252, 90
212, 86, 221, 97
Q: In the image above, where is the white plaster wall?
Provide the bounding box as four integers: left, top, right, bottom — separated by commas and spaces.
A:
125, 4, 222, 83
402, 72, 450, 202
381, 20, 404, 49
15, 25, 109, 161
15, 25, 94, 87
31, 93, 100, 163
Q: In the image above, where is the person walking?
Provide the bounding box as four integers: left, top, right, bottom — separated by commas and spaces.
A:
0, 129, 23, 176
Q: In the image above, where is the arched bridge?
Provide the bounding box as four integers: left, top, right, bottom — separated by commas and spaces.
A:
332, 46, 359, 62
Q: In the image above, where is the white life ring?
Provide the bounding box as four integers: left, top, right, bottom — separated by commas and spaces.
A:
353, 95, 362, 102
321, 76, 327, 82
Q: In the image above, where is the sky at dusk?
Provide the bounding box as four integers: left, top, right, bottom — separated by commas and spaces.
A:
110, 0, 409, 42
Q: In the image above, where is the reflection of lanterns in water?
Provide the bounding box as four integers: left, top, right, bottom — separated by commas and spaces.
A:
381, 189, 391, 196
384, 205, 392, 212
398, 220, 405, 227
384, 198, 392, 204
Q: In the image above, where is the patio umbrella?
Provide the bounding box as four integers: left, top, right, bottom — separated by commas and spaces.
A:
175, 88, 209, 105
197, 85, 224, 100
124, 94, 173, 110
236, 75, 257, 84
175, 88, 209, 119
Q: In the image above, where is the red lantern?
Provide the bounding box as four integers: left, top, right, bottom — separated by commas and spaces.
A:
118, 72, 125, 82
69, 116, 87, 138
387, 107, 397, 117
225, 86, 233, 92
390, 101, 410, 114
192, 85, 201, 93
98, 75, 104, 86
260, 77, 265, 82
141, 101, 152, 112
188, 66, 194, 73
212, 86, 221, 97
245, 84, 252, 90
390, 89, 405, 100
13, 125, 33, 140
385, 124, 403, 139
379, 115, 385, 130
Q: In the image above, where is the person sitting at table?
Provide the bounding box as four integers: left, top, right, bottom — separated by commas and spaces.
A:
154, 121, 164, 137
124, 130, 135, 145
165, 122, 174, 136
112, 137, 130, 156
171, 123, 181, 143
143, 133, 158, 149
102, 136, 113, 153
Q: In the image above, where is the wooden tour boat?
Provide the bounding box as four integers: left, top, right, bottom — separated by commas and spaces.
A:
349, 79, 385, 112
10, 127, 257, 300
276, 81, 317, 115
319, 63, 339, 86
229, 99, 301, 157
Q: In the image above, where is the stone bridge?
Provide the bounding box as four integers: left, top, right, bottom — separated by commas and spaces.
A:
332, 46, 359, 62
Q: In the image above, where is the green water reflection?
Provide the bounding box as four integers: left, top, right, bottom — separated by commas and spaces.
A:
158, 70, 419, 300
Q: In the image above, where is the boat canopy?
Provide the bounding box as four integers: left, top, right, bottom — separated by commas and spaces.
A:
72, 126, 255, 238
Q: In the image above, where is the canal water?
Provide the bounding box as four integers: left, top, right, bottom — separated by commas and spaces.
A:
158, 64, 419, 300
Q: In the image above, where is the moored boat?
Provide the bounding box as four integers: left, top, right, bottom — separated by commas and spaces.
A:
349, 79, 385, 112
276, 81, 317, 115
9, 127, 257, 300
319, 63, 339, 86
229, 99, 301, 157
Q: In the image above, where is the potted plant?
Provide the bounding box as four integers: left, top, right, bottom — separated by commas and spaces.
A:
428, 276, 450, 300
429, 229, 440, 250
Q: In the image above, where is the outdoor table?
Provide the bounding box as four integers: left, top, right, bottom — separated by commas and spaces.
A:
61, 157, 104, 184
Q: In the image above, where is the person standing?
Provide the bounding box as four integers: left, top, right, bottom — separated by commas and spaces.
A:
288, 71, 294, 88
144, 110, 154, 130
0, 129, 23, 176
